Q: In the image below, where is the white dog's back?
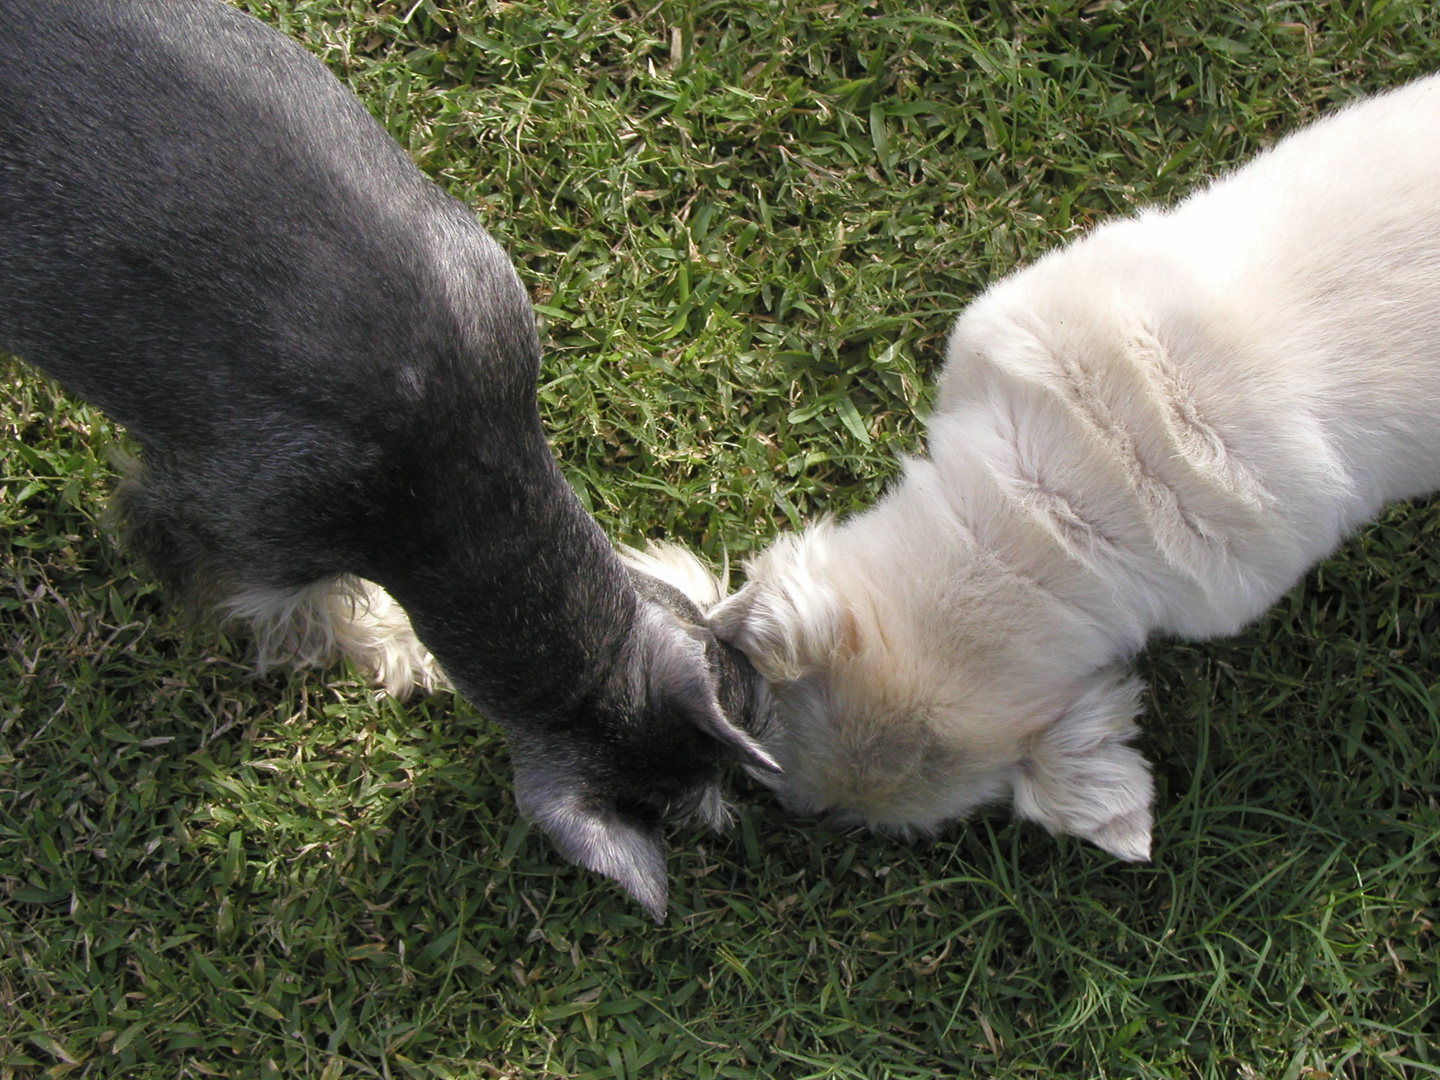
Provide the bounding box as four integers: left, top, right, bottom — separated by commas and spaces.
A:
941, 74, 1440, 640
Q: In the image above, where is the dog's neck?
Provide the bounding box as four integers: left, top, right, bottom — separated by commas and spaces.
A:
366, 443, 637, 729
838, 466, 1135, 688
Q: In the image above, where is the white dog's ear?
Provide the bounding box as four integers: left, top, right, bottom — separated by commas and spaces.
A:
710, 573, 846, 685
707, 581, 774, 662
1011, 673, 1154, 861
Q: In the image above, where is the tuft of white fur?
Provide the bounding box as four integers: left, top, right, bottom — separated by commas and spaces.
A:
221, 575, 447, 697
617, 540, 729, 609
714, 74, 1440, 861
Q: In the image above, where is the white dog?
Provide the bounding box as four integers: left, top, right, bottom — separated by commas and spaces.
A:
708, 75, 1440, 861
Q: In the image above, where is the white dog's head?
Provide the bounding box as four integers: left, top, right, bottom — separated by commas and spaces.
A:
710, 509, 1156, 861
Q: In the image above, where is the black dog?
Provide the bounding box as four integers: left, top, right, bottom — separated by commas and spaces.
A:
0, 0, 774, 920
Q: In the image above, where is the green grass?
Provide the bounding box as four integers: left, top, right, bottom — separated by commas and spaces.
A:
4, 1, 1439, 1076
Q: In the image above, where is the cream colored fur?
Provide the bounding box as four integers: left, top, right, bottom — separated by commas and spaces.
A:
617, 541, 728, 609
224, 576, 447, 697
711, 75, 1440, 860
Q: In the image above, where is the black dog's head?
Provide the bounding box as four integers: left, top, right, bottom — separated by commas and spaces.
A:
505, 549, 776, 922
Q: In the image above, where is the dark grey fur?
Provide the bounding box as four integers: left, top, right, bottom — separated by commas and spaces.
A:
0, 0, 774, 920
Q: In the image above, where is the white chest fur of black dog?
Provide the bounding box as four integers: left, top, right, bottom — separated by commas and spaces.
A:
0, 0, 774, 920
713, 76, 1440, 860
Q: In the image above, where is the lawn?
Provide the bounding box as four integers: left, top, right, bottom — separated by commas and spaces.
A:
2, 1, 1438, 1077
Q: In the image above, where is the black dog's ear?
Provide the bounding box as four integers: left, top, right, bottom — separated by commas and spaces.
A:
685, 678, 781, 775
512, 760, 669, 922
641, 604, 781, 775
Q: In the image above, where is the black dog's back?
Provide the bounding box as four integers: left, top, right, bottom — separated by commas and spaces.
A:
0, 0, 773, 918
0, 1, 521, 416
0, 0, 539, 595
